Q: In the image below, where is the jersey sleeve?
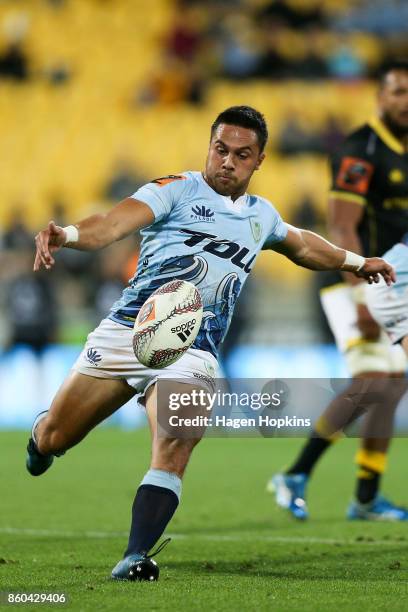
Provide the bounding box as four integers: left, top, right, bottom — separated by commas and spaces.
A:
262, 208, 288, 249
329, 135, 374, 206
130, 174, 189, 222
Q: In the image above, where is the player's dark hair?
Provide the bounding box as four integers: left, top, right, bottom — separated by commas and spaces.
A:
211, 106, 268, 152
379, 59, 408, 88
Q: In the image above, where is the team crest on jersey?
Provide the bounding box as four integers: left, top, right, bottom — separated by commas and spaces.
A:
204, 361, 216, 377
191, 204, 215, 222
388, 168, 405, 184
250, 218, 262, 243
151, 175, 186, 187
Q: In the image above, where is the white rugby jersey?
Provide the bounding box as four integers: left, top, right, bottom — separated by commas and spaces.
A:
109, 171, 287, 356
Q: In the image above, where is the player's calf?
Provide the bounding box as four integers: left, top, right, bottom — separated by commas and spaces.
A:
26, 411, 65, 476
34, 414, 72, 456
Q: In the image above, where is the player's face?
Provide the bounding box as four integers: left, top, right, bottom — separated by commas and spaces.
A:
205, 124, 265, 199
379, 70, 408, 133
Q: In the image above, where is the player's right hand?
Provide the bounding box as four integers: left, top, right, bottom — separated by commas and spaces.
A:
356, 303, 381, 341
33, 220, 66, 271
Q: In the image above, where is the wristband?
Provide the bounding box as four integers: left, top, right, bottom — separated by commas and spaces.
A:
62, 225, 79, 244
340, 250, 365, 272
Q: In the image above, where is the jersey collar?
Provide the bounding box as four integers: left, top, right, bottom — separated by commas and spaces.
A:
368, 116, 405, 155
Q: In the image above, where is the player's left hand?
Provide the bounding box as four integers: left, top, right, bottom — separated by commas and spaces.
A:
355, 257, 396, 286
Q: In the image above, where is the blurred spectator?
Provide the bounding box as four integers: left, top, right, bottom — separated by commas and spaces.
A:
138, 52, 206, 106
276, 113, 323, 156
276, 112, 346, 157
257, 26, 290, 79
165, 8, 203, 63
327, 41, 366, 80
334, 0, 408, 36
2, 208, 33, 250
5, 252, 58, 353
88, 239, 139, 323
294, 28, 328, 80
0, 42, 28, 81
290, 192, 322, 232
103, 158, 146, 201
49, 198, 68, 227
218, 14, 261, 80
45, 198, 94, 277
258, 0, 301, 29
258, 0, 326, 31
321, 115, 346, 155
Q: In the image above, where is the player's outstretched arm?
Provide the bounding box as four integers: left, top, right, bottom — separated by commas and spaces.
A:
34, 197, 154, 271
271, 224, 395, 286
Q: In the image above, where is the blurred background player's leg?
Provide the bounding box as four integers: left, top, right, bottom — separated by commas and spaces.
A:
269, 283, 407, 520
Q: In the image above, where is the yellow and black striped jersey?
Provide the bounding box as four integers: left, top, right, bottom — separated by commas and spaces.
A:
323, 117, 408, 288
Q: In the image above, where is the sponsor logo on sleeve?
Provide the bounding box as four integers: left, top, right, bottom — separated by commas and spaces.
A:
336, 157, 374, 194
151, 175, 186, 187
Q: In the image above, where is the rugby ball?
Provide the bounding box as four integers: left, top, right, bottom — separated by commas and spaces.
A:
133, 279, 203, 369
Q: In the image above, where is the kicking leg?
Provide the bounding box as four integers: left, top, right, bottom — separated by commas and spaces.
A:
26, 371, 136, 475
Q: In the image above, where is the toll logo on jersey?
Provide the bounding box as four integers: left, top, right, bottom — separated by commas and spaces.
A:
179, 228, 255, 273
151, 175, 187, 187
191, 204, 215, 222
138, 300, 156, 324
336, 157, 374, 194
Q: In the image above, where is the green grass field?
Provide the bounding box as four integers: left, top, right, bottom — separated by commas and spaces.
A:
1, 429, 408, 611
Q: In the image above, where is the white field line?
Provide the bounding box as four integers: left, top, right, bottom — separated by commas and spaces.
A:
0, 527, 405, 546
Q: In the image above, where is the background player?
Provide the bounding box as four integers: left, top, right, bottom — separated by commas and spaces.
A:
270, 60, 408, 521
28, 106, 394, 580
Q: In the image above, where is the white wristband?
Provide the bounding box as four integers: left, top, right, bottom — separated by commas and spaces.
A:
341, 250, 365, 272
63, 225, 79, 244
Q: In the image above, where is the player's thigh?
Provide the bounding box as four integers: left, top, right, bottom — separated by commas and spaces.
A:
145, 381, 208, 477
44, 370, 136, 441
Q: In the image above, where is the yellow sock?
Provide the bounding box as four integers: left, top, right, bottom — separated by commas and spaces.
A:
355, 449, 387, 474
314, 415, 343, 442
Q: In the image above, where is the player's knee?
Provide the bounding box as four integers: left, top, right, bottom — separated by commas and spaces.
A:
152, 437, 201, 476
